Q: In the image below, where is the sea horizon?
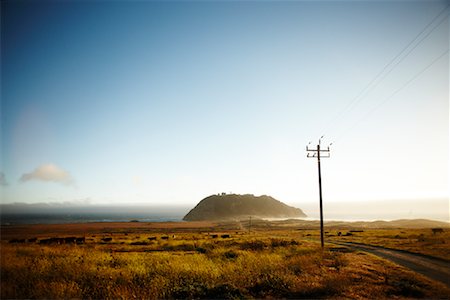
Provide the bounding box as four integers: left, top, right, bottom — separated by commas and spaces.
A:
1, 198, 448, 225
1, 211, 448, 226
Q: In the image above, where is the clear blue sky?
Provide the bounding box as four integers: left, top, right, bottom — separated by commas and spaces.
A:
1, 1, 448, 219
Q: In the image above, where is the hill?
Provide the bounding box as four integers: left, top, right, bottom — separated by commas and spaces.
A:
266, 218, 450, 229
183, 193, 307, 221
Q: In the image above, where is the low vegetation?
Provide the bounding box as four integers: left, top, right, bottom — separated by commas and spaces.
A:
310, 228, 450, 261
1, 229, 449, 299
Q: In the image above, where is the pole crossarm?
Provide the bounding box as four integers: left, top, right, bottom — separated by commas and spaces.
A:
307, 153, 330, 158
306, 147, 330, 152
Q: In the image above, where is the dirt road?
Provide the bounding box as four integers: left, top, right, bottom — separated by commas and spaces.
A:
331, 241, 450, 288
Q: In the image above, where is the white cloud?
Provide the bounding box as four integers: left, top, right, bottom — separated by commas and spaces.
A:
20, 164, 74, 186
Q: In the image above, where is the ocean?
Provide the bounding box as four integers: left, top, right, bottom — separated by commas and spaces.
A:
0, 204, 190, 225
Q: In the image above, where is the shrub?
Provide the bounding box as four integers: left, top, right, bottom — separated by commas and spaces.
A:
248, 271, 292, 298
240, 240, 266, 251
223, 250, 238, 259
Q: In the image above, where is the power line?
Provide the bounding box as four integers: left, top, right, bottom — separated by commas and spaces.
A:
353, 9, 448, 104
318, 4, 449, 139
334, 48, 449, 143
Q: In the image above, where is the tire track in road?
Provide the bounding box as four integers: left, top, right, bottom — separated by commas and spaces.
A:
330, 241, 450, 288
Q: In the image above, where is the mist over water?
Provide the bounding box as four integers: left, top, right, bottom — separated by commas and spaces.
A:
1, 198, 448, 224
0, 204, 191, 225
296, 198, 449, 222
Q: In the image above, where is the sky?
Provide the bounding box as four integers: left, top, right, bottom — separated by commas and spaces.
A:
1, 0, 449, 220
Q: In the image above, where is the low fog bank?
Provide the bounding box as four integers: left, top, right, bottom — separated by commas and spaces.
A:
295, 198, 449, 222
1, 197, 448, 224
0, 203, 191, 225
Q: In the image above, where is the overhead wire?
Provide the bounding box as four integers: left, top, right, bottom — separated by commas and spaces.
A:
313, 4, 450, 143
333, 48, 449, 143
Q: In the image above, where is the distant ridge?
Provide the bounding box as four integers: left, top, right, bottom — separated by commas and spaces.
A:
183, 193, 307, 221
269, 218, 450, 229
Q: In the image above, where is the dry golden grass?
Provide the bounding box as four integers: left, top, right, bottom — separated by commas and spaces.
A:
1, 229, 449, 299
311, 228, 450, 261
0, 221, 216, 240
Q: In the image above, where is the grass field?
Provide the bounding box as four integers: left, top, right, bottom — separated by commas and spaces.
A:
1, 221, 450, 299
325, 228, 450, 261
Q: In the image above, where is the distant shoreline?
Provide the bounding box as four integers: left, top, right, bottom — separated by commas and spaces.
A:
1, 218, 449, 244
2, 215, 449, 226
0, 215, 185, 226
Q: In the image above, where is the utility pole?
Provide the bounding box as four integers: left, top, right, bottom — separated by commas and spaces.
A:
306, 136, 331, 249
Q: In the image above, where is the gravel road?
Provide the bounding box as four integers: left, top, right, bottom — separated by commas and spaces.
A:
331, 241, 450, 287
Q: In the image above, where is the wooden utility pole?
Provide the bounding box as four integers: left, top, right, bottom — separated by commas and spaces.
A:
306, 136, 331, 249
